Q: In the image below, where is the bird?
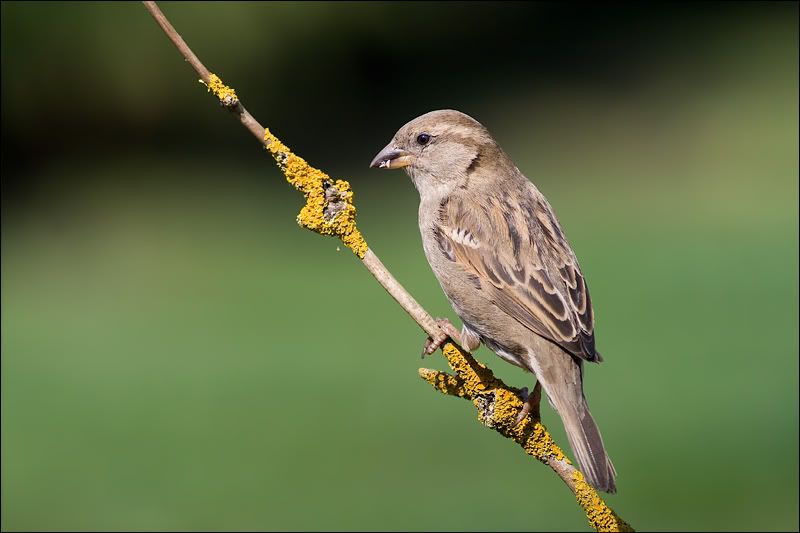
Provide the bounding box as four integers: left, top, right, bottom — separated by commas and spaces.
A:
369, 109, 617, 493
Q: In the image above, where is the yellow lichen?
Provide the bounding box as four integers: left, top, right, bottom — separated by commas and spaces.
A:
418, 368, 468, 397
201, 73, 239, 107
421, 342, 630, 532
573, 471, 634, 532
263, 128, 369, 258
433, 342, 570, 463
440, 343, 496, 393
521, 421, 569, 463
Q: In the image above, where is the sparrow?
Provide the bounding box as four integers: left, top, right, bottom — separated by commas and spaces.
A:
369, 109, 617, 493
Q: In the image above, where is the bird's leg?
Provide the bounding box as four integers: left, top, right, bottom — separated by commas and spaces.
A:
515, 381, 542, 426
421, 318, 480, 357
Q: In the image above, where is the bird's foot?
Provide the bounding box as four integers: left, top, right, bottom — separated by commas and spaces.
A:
514, 381, 542, 427
421, 318, 463, 358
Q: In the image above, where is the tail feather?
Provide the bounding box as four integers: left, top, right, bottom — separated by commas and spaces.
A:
522, 340, 616, 493
560, 400, 617, 493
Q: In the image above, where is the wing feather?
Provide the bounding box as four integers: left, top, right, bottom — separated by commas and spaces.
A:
435, 189, 601, 362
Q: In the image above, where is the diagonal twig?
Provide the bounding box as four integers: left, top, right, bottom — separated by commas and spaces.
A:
141, 3, 633, 530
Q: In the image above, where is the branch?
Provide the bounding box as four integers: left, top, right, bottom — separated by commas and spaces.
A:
419, 350, 632, 532
142, 3, 633, 531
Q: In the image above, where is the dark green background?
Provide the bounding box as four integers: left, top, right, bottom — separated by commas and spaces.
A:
2, 2, 798, 531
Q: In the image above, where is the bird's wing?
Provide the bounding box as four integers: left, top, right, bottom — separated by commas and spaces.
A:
433, 189, 600, 362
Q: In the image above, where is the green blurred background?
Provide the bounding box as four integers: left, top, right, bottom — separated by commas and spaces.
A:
2, 1, 798, 531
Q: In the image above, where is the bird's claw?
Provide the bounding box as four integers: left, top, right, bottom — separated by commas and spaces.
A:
514, 381, 542, 427
421, 318, 462, 358
422, 333, 447, 358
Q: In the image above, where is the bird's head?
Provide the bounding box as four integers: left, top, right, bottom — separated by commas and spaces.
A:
370, 109, 504, 197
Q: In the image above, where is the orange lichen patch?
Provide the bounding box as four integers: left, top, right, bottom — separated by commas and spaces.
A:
573, 471, 634, 532
202, 73, 239, 107
263, 128, 368, 258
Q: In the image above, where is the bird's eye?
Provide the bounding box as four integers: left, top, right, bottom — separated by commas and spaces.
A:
416, 133, 431, 145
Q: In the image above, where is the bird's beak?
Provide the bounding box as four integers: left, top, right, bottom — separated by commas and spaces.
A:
369, 144, 414, 170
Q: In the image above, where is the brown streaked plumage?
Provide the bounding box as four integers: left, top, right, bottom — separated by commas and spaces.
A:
370, 109, 617, 493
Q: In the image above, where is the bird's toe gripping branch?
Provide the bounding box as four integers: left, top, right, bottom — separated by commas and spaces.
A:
263, 128, 369, 259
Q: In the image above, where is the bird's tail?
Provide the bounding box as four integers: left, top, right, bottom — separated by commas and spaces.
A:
523, 340, 616, 493
557, 395, 617, 493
